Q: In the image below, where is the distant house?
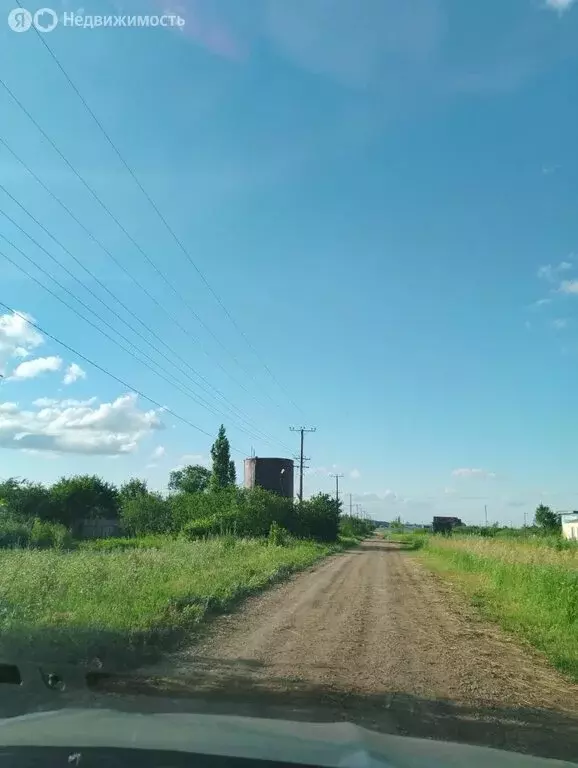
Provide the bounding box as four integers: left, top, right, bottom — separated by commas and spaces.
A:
561, 512, 578, 541
432, 516, 463, 534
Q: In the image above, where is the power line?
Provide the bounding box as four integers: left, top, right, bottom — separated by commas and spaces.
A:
0, 239, 285, 451
0, 186, 292, 452
0, 133, 283, 423
17, 22, 306, 420
0, 77, 289, 418
0, 175, 255, 426
0, 301, 253, 454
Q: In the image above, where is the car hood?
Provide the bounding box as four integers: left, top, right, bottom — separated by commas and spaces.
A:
0, 708, 574, 768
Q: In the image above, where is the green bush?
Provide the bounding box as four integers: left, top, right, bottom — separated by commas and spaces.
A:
49, 475, 120, 532
268, 521, 288, 546
0, 478, 55, 521
119, 478, 149, 504
234, 487, 294, 537
182, 517, 218, 540
29, 519, 72, 550
298, 493, 340, 542
0, 515, 31, 548
177, 488, 303, 540
0, 472, 344, 548
168, 490, 233, 531
120, 492, 172, 536
340, 515, 376, 539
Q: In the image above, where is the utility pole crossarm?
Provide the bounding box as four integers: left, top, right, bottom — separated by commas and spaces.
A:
329, 473, 344, 508
290, 426, 316, 502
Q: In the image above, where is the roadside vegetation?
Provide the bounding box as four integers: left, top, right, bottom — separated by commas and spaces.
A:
0, 424, 375, 664
383, 510, 578, 682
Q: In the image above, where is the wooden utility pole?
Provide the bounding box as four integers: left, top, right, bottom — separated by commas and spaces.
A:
290, 426, 316, 502
330, 473, 344, 508
349, 493, 353, 516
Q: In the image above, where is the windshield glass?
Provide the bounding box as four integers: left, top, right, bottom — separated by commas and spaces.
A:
1, 1, 577, 764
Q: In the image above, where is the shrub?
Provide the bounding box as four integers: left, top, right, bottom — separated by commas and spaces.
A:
340, 515, 376, 539
235, 487, 295, 537
182, 517, 218, 540
298, 493, 340, 542
0, 514, 31, 548
268, 521, 288, 546
119, 478, 149, 504
50, 475, 120, 532
120, 493, 172, 536
29, 519, 72, 550
0, 478, 55, 521
169, 490, 234, 531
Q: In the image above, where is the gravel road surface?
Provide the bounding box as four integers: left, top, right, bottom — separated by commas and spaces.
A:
104, 540, 578, 761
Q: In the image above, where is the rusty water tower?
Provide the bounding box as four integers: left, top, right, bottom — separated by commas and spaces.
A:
244, 457, 294, 498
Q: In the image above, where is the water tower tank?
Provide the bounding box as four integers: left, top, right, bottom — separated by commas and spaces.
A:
244, 457, 294, 498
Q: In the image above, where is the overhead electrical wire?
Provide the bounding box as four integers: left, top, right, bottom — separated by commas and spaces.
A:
0, 236, 288, 451
0, 134, 278, 422
0, 300, 251, 453
0, 185, 293, 452
0, 76, 292, 418
16, 13, 307, 420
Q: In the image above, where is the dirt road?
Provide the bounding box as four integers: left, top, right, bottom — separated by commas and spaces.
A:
106, 541, 578, 761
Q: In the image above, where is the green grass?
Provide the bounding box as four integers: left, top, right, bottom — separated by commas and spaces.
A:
0, 535, 349, 666
380, 531, 427, 550
418, 536, 578, 681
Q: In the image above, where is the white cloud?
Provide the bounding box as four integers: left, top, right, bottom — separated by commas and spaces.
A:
33, 397, 97, 408
552, 318, 568, 330
63, 363, 87, 385
350, 468, 361, 480
559, 280, 578, 295
8, 356, 62, 381
537, 261, 573, 282
444, 487, 457, 496
152, 445, 166, 459
452, 468, 496, 479
0, 393, 162, 455
173, 453, 210, 470
545, 0, 576, 12
532, 298, 551, 308
0, 311, 44, 376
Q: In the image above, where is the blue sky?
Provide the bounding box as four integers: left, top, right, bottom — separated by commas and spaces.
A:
0, 0, 577, 524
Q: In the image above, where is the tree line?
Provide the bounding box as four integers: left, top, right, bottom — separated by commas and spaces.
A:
437, 504, 565, 539
0, 424, 375, 548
